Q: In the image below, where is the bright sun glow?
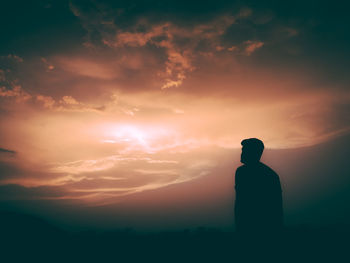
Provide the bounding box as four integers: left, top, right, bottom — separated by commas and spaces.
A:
99, 123, 177, 153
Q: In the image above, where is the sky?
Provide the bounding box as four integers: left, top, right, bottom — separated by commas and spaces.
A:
0, 0, 349, 229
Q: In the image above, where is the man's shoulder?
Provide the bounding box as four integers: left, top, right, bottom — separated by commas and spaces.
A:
235, 164, 248, 175
236, 164, 247, 171
259, 162, 279, 178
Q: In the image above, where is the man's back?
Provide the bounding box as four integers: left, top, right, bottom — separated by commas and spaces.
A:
235, 162, 283, 234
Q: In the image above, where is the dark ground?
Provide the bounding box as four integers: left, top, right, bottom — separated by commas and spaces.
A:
1, 211, 349, 263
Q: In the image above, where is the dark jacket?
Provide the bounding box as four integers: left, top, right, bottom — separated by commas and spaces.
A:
235, 162, 283, 234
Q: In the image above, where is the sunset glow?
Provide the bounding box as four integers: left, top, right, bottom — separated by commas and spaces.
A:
1, 0, 349, 210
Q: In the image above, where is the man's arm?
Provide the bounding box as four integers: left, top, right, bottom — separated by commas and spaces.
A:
234, 167, 242, 192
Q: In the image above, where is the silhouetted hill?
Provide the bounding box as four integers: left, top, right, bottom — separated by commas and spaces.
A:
1, 211, 349, 263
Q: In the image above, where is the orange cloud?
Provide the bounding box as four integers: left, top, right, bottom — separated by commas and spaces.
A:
243, 40, 264, 55
0, 54, 23, 63
100, 16, 239, 89
56, 57, 119, 80
0, 85, 31, 102
36, 95, 55, 108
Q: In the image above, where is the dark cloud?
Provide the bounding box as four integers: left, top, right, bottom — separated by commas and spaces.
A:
0, 1, 84, 56
0, 159, 68, 184
0, 184, 67, 200
0, 148, 16, 154
63, 0, 350, 94
1, 0, 349, 96
71, 0, 239, 28
0, 161, 21, 181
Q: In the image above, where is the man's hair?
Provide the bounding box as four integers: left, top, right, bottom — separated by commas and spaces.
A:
241, 138, 264, 159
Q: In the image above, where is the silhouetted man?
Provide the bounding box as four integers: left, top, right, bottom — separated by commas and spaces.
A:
235, 138, 283, 237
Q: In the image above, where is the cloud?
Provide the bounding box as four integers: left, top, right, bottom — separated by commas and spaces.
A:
243, 40, 264, 55
0, 54, 23, 63
0, 56, 30, 103
0, 184, 67, 200
111, 16, 239, 89
56, 57, 119, 80
50, 154, 180, 175
0, 69, 5, 82
54, 154, 217, 202
35, 93, 104, 113
51, 156, 119, 175
0, 85, 32, 102
0, 83, 104, 114
40, 57, 55, 71
282, 27, 299, 38
102, 21, 196, 89
36, 95, 55, 109
0, 145, 218, 203
0, 148, 16, 154
60, 95, 79, 105
70, 3, 255, 89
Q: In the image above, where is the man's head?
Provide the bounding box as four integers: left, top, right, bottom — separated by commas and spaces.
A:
240, 138, 264, 164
